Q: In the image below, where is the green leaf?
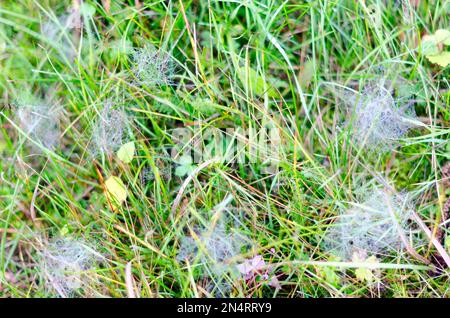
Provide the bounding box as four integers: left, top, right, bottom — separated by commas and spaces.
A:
175, 155, 195, 177
192, 98, 221, 116
178, 154, 193, 166
319, 266, 341, 286
237, 66, 278, 98
298, 60, 315, 89
117, 141, 135, 163
445, 235, 450, 251
175, 165, 189, 177
59, 225, 69, 236
80, 3, 96, 17
105, 176, 127, 205
109, 39, 133, 60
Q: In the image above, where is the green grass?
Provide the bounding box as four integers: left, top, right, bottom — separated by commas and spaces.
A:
0, 0, 449, 298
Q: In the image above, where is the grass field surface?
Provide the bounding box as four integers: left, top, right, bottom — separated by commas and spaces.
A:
0, 0, 449, 298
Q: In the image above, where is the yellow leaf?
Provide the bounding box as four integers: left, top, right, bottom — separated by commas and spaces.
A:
104, 176, 127, 205
117, 141, 135, 163
421, 35, 439, 55
420, 30, 450, 57
426, 52, 450, 67
352, 253, 379, 283
434, 29, 450, 46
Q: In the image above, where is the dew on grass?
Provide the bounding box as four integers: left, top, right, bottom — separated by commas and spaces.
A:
139, 161, 172, 187
41, 10, 80, 61
177, 222, 247, 275
15, 98, 61, 150
131, 46, 174, 87
177, 215, 251, 297
40, 237, 102, 297
90, 101, 128, 157
345, 83, 417, 151
324, 189, 419, 259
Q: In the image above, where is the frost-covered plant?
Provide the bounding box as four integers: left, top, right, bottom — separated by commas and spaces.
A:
91, 102, 128, 156
324, 189, 419, 260
345, 83, 417, 151
15, 98, 61, 150
40, 237, 102, 297
131, 46, 174, 86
